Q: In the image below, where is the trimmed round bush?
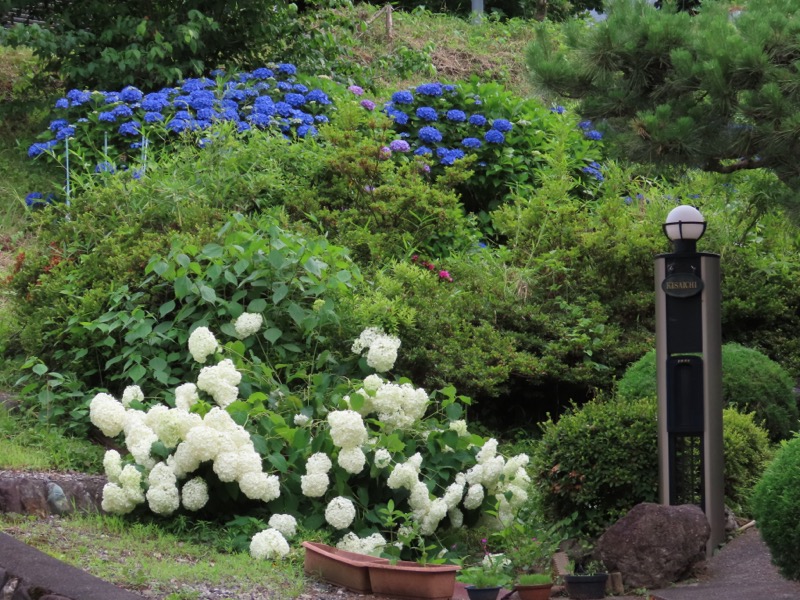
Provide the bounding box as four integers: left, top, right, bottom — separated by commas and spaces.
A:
533, 397, 772, 538
617, 343, 798, 441
751, 435, 800, 581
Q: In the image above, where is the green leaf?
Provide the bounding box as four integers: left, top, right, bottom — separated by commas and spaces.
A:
128, 364, 147, 382
250, 433, 268, 455
202, 243, 224, 258
268, 452, 289, 473
199, 285, 217, 303
174, 275, 192, 299
159, 300, 176, 318
272, 283, 288, 305
32, 363, 48, 376
264, 327, 282, 343
445, 402, 463, 421
248, 298, 268, 313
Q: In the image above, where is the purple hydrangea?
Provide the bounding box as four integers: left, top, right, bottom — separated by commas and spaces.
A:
418, 126, 443, 144
389, 139, 411, 153
348, 85, 364, 96
416, 107, 438, 121
360, 99, 376, 111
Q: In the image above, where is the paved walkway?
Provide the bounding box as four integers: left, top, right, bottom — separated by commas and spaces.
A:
649, 527, 800, 600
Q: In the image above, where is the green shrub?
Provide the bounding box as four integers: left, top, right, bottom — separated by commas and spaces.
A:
617, 343, 799, 441
751, 435, 800, 581
533, 397, 772, 538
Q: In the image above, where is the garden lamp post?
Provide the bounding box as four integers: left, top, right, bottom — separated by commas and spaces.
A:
655, 205, 725, 556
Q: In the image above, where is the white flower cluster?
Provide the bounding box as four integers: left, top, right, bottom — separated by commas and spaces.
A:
268, 514, 298, 539
371, 382, 429, 432
325, 496, 356, 529
181, 477, 209, 511
234, 312, 264, 339
121, 385, 144, 408
336, 532, 387, 556
250, 528, 290, 560
351, 327, 401, 372
327, 410, 368, 474
301, 452, 331, 498
196, 359, 241, 408
89, 393, 127, 438
188, 326, 220, 363
464, 438, 531, 522
174, 383, 199, 411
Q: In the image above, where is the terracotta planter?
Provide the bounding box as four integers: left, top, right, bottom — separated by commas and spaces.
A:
302, 541, 389, 593
515, 583, 553, 600
563, 573, 608, 600
464, 586, 502, 600
368, 561, 461, 600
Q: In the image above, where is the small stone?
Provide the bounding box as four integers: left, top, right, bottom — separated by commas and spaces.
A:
47, 483, 70, 515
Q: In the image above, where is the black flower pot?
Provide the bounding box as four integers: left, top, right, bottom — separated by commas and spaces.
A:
563, 573, 608, 599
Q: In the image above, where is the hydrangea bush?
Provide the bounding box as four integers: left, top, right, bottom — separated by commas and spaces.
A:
90, 325, 532, 560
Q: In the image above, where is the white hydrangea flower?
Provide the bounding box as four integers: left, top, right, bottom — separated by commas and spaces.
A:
239, 472, 280, 502
325, 496, 356, 529
301, 472, 329, 497
182, 477, 209, 511
362, 374, 384, 392
213, 451, 240, 482
125, 422, 159, 469
327, 410, 368, 449
351, 327, 384, 354
101, 482, 138, 514
306, 452, 333, 474
337, 446, 366, 474
503, 454, 530, 477
409, 481, 431, 512
336, 532, 387, 556
294, 413, 310, 427
196, 359, 241, 408
463, 483, 485, 510
121, 385, 144, 408
268, 514, 298, 539
119, 464, 143, 496
148, 462, 177, 488
444, 480, 465, 510
481, 456, 506, 489
366, 334, 401, 372
103, 449, 123, 483
477, 438, 499, 464
168, 443, 201, 478
250, 528, 290, 560
373, 448, 392, 469
235, 449, 264, 478
420, 497, 448, 536
371, 382, 429, 432
386, 454, 422, 491
234, 312, 264, 339
147, 405, 196, 449
449, 420, 469, 437
146, 483, 180, 515
89, 393, 126, 438
188, 326, 220, 363
448, 507, 464, 529
183, 425, 222, 463
174, 383, 200, 411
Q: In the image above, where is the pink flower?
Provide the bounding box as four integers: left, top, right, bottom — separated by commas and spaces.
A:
348, 85, 364, 96
438, 270, 453, 282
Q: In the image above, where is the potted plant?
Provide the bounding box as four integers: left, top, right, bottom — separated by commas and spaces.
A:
514, 573, 554, 600
457, 546, 513, 600
563, 559, 609, 600
500, 520, 564, 600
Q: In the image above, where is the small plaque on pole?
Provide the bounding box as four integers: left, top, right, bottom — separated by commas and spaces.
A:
662, 272, 704, 298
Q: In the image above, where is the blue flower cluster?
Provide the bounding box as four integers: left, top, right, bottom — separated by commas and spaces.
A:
376, 82, 513, 167
582, 161, 604, 182
578, 119, 603, 141
29, 64, 333, 169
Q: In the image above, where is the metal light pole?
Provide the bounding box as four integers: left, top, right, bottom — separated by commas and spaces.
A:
655, 205, 725, 556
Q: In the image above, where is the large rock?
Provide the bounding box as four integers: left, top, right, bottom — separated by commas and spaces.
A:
0, 471, 105, 516
597, 502, 710, 589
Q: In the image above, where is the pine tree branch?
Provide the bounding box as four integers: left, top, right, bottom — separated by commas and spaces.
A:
705, 157, 767, 174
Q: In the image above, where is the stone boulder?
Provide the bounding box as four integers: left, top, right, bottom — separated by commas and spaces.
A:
596, 502, 710, 589
0, 471, 105, 516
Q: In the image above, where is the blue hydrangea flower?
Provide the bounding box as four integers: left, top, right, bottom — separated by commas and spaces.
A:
172, 95, 191, 109
444, 84, 456, 93
118, 121, 140, 136
237, 121, 251, 132
174, 110, 193, 121
294, 111, 314, 125
584, 130, 603, 141
550, 105, 566, 114
103, 91, 120, 104
254, 82, 270, 92
144, 112, 163, 123
112, 105, 134, 119
54, 98, 69, 109
439, 148, 465, 165
95, 161, 116, 174
297, 125, 318, 138
469, 114, 487, 127
578, 120, 592, 130
315, 114, 329, 123
98, 111, 117, 123
188, 90, 215, 110
582, 161, 604, 182
210, 69, 226, 77
49, 119, 69, 132
306, 89, 331, 105
247, 113, 273, 127
484, 129, 505, 144
28, 141, 57, 157
277, 63, 297, 75
66, 90, 91, 106
223, 88, 246, 102
141, 93, 170, 112
275, 102, 293, 117
414, 146, 433, 155
461, 137, 482, 149
253, 67, 274, 79
416, 83, 443, 96
284, 93, 306, 107
446, 109, 466, 122
416, 107, 438, 121
181, 78, 212, 93
389, 139, 411, 153
120, 86, 143, 103
167, 119, 190, 133
25, 192, 43, 206
492, 119, 513, 132
388, 110, 409, 125
238, 72, 254, 82
418, 126, 443, 144
132, 169, 144, 180
196, 108, 218, 121
55, 126, 75, 140
220, 108, 239, 121
391, 90, 414, 104
276, 81, 292, 92
197, 138, 212, 148
292, 84, 308, 93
